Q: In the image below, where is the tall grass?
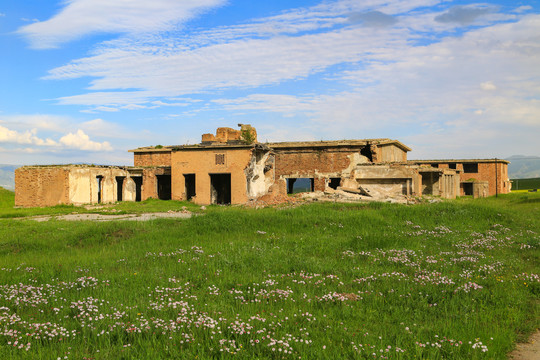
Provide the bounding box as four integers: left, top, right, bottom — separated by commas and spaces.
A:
0, 188, 538, 359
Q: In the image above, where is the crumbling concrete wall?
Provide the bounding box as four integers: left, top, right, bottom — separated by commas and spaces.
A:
67, 167, 134, 205
351, 165, 420, 198
245, 149, 274, 199
15, 167, 70, 207
472, 181, 489, 198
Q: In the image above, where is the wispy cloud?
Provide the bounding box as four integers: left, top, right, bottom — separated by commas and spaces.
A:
347, 11, 398, 27
435, 5, 495, 25
18, 0, 226, 49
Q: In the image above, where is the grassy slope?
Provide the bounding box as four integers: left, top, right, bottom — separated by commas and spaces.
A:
0, 189, 538, 359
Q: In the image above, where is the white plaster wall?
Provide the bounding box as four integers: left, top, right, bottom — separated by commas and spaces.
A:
68, 167, 131, 205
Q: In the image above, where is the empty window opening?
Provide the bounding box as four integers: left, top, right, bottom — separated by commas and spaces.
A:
463, 182, 474, 196
448, 163, 457, 169
210, 173, 231, 204
287, 178, 314, 194
328, 178, 341, 190
96, 176, 103, 203
431, 163, 439, 168
132, 177, 143, 202
116, 176, 125, 201
156, 175, 171, 200
184, 174, 196, 201
360, 146, 373, 162
463, 163, 478, 173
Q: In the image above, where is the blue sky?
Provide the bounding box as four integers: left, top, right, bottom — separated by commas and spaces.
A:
1, 0, 539, 165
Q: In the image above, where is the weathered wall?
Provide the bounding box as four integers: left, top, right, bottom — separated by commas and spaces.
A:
15, 167, 70, 207
140, 167, 170, 200
68, 167, 134, 205
133, 151, 171, 167
15, 166, 139, 207
171, 148, 253, 205
353, 165, 420, 197
378, 144, 408, 163
273, 148, 371, 192
431, 162, 510, 196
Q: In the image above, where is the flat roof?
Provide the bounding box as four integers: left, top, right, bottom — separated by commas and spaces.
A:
129, 138, 412, 152
409, 159, 510, 164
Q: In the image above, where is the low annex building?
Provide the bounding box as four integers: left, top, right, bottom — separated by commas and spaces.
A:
15, 125, 511, 207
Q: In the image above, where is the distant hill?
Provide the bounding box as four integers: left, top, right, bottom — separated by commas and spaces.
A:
0, 165, 17, 191
507, 156, 540, 179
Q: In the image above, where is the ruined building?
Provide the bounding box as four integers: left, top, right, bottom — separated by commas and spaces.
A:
15, 125, 511, 207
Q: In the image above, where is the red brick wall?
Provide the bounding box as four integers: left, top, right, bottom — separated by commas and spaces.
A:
459, 162, 509, 196
427, 162, 510, 196
134, 151, 171, 167
15, 167, 70, 207
274, 148, 358, 191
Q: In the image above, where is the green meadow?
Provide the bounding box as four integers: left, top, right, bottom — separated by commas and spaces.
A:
0, 187, 538, 359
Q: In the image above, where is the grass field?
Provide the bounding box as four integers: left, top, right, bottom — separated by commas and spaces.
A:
0, 188, 538, 359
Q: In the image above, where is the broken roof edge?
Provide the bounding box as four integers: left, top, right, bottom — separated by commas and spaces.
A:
408, 159, 510, 164
267, 138, 411, 151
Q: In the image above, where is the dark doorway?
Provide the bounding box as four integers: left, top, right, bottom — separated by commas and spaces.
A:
184, 174, 196, 200
286, 178, 314, 194
463, 182, 474, 196
116, 176, 125, 201
328, 178, 341, 190
157, 175, 171, 200
210, 173, 231, 204
96, 176, 103, 203
133, 177, 143, 202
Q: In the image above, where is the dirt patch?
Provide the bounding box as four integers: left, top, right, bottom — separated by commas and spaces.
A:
18, 211, 193, 222
509, 330, 540, 360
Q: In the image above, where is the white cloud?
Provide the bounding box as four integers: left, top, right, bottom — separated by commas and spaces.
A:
0, 126, 58, 146
0, 123, 113, 152
480, 81, 497, 91
59, 130, 113, 151
18, 0, 225, 49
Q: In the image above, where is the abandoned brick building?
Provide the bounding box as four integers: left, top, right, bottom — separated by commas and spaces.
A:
15, 124, 511, 207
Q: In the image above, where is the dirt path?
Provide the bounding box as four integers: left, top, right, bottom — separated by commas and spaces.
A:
509, 330, 540, 360
18, 211, 193, 222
